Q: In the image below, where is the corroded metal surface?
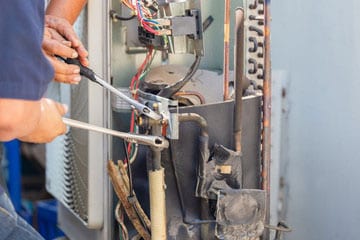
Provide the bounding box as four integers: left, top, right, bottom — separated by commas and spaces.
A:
262, 0, 272, 238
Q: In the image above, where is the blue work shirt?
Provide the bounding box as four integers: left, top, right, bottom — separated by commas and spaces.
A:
0, 0, 54, 100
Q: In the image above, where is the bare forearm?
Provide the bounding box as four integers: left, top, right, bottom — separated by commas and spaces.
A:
0, 98, 68, 143
0, 99, 41, 141
46, 0, 87, 24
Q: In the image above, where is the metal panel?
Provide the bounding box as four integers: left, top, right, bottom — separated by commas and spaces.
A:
272, 1, 360, 239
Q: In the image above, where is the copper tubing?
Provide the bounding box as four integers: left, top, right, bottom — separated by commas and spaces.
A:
234, 8, 245, 153
177, 113, 210, 239
223, 0, 231, 100
174, 91, 206, 104
178, 113, 208, 136
178, 113, 209, 198
262, 0, 272, 234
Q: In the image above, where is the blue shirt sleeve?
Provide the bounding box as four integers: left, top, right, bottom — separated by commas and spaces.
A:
0, 0, 54, 100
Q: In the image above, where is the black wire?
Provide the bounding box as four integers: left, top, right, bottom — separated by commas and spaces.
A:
169, 140, 187, 219
157, 55, 201, 98
202, 15, 214, 32
110, 10, 136, 21
122, 141, 151, 234
123, 141, 134, 197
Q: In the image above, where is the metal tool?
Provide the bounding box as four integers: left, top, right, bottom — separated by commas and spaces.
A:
64, 58, 162, 121
63, 118, 169, 149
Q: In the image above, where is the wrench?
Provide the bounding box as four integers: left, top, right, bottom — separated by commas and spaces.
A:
63, 58, 162, 121
63, 118, 169, 149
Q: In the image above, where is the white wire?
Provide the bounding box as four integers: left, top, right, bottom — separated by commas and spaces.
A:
115, 202, 129, 240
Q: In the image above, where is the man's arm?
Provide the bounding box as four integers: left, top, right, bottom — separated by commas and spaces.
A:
0, 1, 68, 143
0, 99, 41, 141
46, 0, 87, 25
0, 98, 67, 143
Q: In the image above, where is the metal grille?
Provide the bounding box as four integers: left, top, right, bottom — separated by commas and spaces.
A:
46, 6, 102, 227
62, 130, 89, 222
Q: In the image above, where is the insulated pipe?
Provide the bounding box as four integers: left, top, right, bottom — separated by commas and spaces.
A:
223, 0, 231, 100
262, 0, 272, 237
148, 147, 166, 240
234, 8, 245, 153
148, 118, 167, 240
149, 167, 167, 240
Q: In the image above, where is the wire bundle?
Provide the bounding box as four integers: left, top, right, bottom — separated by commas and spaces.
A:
126, 47, 156, 163
116, 1, 158, 164
129, 47, 155, 94
121, 0, 163, 35
136, 0, 162, 35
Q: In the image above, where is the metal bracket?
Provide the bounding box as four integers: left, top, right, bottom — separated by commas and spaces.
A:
137, 90, 179, 139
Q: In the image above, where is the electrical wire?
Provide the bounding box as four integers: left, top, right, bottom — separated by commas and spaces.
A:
126, 47, 156, 160
120, 1, 165, 159
122, 142, 151, 234
130, 47, 155, 93
110, 10, 136, 21
129, 143, 139, 164
135, 0, 164, 35
121, 0, 135, 11
130, 235, 141, 240
115, 202, 129, 240
123, 141, 134, 197
157, 55, 202, 98
120, 0, 152, 18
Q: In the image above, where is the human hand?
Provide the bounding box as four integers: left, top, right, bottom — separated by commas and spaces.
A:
19, 98, 68, 143
43, 15, 89, 84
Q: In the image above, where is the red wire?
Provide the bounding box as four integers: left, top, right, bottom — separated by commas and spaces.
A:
127, 47, 154, 157
125, 2, 157, 161
130, 47, 153, 93
127, 111, 135, 156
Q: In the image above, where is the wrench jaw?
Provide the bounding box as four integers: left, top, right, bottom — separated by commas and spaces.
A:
136, 90, 179, 140
141, 106, 163, 121
124, 135, 169, 149
154, 136, 169, 149
93, 74, 162, 121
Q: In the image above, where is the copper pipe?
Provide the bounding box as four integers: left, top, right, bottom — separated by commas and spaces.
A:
262, 0, 272, 235
178, 113, 208, 136
177, 113, 211, 239
234, 8, 245, 153
174, 91, 206, 104
223, 0, 231, 100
